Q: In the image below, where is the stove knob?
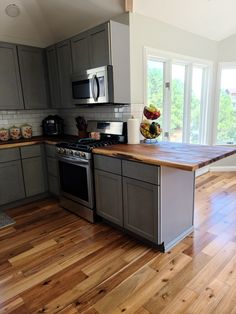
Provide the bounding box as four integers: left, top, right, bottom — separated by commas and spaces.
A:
70, 150, 74, 156
80, 152, 86, 158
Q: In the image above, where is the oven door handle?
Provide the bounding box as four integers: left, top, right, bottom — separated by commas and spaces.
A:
58, 156, 89, 165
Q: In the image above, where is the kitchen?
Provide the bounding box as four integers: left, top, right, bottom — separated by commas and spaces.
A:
0, 0, 236, 313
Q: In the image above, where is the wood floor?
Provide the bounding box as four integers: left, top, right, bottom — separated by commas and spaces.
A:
0, 172, 236, 313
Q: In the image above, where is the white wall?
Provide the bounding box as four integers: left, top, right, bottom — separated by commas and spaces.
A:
218, 34, 236, 62
129, 13, 219, 105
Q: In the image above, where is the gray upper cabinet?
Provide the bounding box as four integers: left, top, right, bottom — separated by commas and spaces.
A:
0, 42, 24, 109
71, 32, 90, 72
88, 23, 110, 68
95, 169, 123, 226
57, 40, 73, 107
18, 45, 49, 109
46, 45, 61, 108
123, 177, 159, 243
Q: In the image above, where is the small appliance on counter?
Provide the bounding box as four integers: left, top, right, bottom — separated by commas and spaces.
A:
56, 120, 127, 223
42, 115, 64, 136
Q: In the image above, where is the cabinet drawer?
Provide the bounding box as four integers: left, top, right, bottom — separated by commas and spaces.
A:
0, 148, 20, 162
122, 160, 159, 185
45, 144, 57, 157
21, 144, 42, 159
47, 157, 58, 177
94, 155, 121, 175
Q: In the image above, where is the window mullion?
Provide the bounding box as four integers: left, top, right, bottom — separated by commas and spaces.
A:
183, 64, 192, 143
199, 67, 208, 144
163, 60, 171, 138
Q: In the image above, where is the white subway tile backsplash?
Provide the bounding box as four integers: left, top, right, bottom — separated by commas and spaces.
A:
0, 109, 58, 136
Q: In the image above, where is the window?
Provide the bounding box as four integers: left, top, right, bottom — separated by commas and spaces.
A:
145, 48, 211, 144
216, 65, 236, 145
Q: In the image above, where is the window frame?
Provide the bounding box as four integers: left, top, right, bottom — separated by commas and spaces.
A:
213, 62, 236, 146
144, 47, 213, 144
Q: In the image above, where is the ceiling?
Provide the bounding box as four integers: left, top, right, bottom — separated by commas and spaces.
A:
0, 0, 235, 48
133, 0, 236, 41
0, 0, 124, 47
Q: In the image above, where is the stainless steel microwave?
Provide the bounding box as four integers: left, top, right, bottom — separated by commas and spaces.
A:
72, 65, 114, 105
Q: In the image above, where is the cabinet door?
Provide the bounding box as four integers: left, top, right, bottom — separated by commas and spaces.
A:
88, 23, 111, 68
46, 45, 61, 108
57, 40, 73, 108
22, 157, 48, 197
0, 42, 24, 109
71, 32, 90, 72
48, 175, 60, 196
0, 161, 25, 205
95, 169, 123, 226
123, 177, 158, 242
18, 45, 49, 109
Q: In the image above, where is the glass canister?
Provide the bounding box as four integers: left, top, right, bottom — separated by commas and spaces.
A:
9, 126, 21, 140
0, 128, 10, 141
21, 124, 32, 139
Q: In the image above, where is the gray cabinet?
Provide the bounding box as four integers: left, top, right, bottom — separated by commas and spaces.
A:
123, 177, 158, 242
45, 144, 60, 196
22, 157, 48, 197
46, 45, 61, 108
0, 42, 24, 109
94, 155, 159, 243
21, 145, 48, 197
71, 32, 90, 72
88, 23, 110, 68
57, 40, 73, 108
0, 160, 25, 205
95, 169, 123, 226
18, 45, 49, 109
71, 23, 110, 72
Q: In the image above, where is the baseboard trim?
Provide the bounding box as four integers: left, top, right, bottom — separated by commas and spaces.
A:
196, 166, 210, 177
210, 166, 236, 172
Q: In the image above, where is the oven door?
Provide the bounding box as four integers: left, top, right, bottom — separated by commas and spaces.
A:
58, 156, 94, 209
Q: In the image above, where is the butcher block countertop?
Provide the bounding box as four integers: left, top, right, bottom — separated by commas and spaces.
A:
93, 142, 236, 171
0, 135, 75, 149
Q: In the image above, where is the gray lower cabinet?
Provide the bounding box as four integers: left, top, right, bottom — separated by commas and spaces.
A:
21, 145, 48, 197
22, 157, 48, 197
18, 45, 49, 109
45, 144, 60, 196
123, 177, 158, 242
0, 160, 25, 206
95, 169, 123, 226
0, 42, 24, 110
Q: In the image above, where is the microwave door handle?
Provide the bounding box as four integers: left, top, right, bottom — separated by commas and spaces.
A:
92, 75, 99, 101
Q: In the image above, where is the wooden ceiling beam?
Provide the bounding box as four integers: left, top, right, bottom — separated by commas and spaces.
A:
125, 0, 133, 12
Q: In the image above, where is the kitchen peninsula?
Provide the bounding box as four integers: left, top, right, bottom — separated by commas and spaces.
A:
93, 142, 236, 251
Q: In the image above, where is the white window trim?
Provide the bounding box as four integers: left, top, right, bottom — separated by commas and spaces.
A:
213, 62, 236, 146
144, 47, 213, 144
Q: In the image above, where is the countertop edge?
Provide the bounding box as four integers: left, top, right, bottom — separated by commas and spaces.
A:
92, 147, 236, 172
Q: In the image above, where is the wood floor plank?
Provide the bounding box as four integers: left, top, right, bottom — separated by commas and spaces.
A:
0, 172, 235, 313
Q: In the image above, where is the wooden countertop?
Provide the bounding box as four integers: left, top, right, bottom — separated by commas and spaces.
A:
93, 142, 236, 171
0, 135, 75, 149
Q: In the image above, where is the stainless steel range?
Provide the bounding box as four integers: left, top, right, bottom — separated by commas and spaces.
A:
56, 121, 127, 222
